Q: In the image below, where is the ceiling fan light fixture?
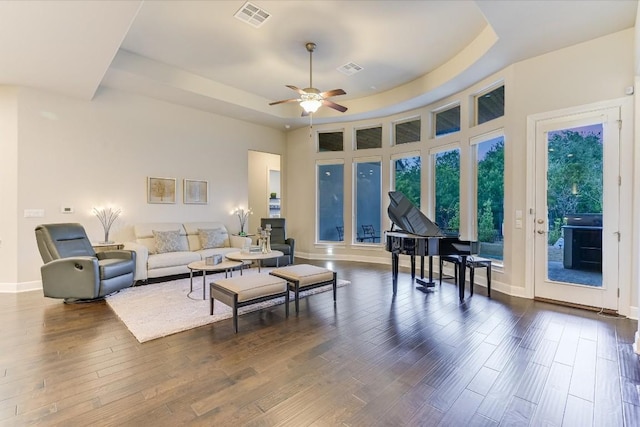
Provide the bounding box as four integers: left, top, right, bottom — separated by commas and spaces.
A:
269, 42, 347, 117
300, 93, 322, 113
300, 99, 322, 113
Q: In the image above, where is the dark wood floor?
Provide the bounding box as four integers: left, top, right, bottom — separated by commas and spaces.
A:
1, 259, 639, 426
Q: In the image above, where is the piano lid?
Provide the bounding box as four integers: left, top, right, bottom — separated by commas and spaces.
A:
388, 191, 444, 237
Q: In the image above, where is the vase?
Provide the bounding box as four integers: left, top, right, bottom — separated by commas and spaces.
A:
101, 230, 113, 244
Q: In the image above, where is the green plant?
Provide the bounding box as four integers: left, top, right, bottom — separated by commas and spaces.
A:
478, 199, 497, 242
447, 202, 460, 231
548, 217, 565, 245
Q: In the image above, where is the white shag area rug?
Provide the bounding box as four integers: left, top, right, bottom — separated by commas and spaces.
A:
106, 269, 348, 343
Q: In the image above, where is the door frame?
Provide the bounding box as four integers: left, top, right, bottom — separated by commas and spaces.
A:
534, 109, 618, 310
525, 97, 634, 317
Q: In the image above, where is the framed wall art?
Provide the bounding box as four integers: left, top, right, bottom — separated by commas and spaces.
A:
147, 177, 176, 204
183, 179, 208, 204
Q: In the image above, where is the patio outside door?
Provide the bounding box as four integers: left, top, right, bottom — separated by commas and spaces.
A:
533, 107, 619, 311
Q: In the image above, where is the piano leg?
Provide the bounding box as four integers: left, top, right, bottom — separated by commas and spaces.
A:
391, 253, 399, 295
410, 255, 416, 279
416, 255, 436, 288
459, 255, 467, 302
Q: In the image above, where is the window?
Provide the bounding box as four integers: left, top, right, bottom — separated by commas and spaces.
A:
475, 133, 504, 262
434, 105, 460, 137
434, 148, 460, 235
393, 154, 421, 209
356, 126, 382, 150
318, 131, 344, 152
317, 162, 344, 241
354, 159, 382, 243
394, 118, 421, 145
476, 85, 504, 125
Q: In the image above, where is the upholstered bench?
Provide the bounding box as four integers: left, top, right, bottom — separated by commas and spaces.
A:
269, 264, 337, 314
210, 274, 288, 333
439, 255, 492, 297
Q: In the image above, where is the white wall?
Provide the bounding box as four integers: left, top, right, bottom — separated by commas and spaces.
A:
0, 87, 19, 286
3, 87, 285, 290
634, 3, 640, 349
285, 29, 635, 305
513, 29, 635, 307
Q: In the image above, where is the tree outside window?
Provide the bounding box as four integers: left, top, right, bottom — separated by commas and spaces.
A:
476, 136, 504, 260
546, 126, 603, 245
394, 156, 421, 209
434, 149, 460, 235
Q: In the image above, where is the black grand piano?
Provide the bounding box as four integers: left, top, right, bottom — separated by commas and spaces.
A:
385, 191, 479, 301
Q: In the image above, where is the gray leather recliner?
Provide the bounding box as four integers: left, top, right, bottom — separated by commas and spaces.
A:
260, 218, 295, 267
35, 223, 136, 303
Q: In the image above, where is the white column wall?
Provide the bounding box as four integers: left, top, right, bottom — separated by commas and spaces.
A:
0, 87, 19, 289
633, 1, 640, 353
634, 74, 640, 352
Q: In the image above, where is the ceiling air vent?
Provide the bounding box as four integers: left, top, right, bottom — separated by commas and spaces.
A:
234, 1, 271, 28
337, 62, 363, 76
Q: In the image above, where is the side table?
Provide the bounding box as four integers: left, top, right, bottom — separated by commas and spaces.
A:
187, 259, 244, 300
92, 242, 124, 253
225, 250, 284, 272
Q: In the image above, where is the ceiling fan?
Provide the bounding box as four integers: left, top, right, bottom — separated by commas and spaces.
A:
269, 42, 347, 116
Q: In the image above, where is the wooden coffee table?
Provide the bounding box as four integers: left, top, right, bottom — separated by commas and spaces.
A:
187, 259, 244, 300
225, 250, 284, 272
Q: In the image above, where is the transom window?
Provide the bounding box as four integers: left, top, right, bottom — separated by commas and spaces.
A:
476, 85, 504, 125
356, 126, 382, 150
394, 118, 421, 145
318, 131, 344, 152
434, 105, 461, 137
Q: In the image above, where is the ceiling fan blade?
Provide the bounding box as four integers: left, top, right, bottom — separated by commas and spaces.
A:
319, 88, 346, 98
323, 99, 348, 113
269, 98, 300, 106
286, 85, 307, 95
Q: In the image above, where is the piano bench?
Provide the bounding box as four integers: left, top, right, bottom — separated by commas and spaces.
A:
439, 255, 492, 297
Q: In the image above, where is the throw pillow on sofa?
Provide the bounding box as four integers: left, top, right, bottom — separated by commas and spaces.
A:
198, 227, 227, 249
152, 230, 186, 254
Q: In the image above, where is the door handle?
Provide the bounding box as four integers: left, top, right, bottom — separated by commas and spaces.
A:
537, 230, 545, 234
537, 219, 545, 224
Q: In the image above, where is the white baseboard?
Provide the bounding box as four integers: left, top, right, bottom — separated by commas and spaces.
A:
297, 251, 390, 265
296, 253, 638, 318
0, 280, 42, 293
298, 252, 523, 298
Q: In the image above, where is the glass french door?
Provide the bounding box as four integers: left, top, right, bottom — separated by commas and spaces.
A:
533, 107, 619, 311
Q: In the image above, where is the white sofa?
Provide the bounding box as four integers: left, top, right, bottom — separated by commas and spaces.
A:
124, 222, 251, 282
